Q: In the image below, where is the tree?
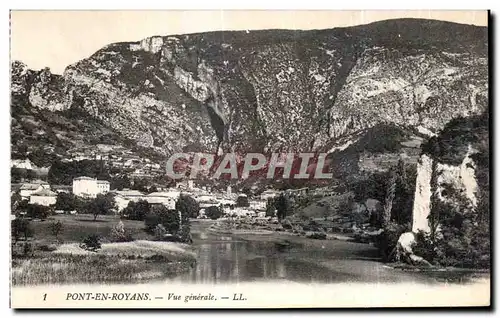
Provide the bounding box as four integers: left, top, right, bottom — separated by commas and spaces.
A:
11, 168, 27, 183
11, 192, 23, 212
236, 195, 250, 207
176, 194, 199, 220
148, 186, 158, 194
205, 205, 223, 220
382, 169, 397, 228
133, 200, 150, 221
55, 192, 81, 212
11, 218, 33, 243
110, 175, 131, 190
265, 198, 276, 217
50, 220, 63, 241
131, 178, 150, 193
27, 204, 52, 219
81, 193, 116, 221
275, 193, 292, 221
144, 205, 180, 234
122, 199, 150, 221
48, 159, 110, 185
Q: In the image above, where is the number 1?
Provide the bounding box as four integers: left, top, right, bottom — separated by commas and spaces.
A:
43, 293, 47, 301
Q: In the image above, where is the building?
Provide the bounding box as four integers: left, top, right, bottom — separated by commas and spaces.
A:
11, 158, 34, 170
51, 185, 72, 194
260, 189, 280, 201
19, 180, 51, 199
176, 180, 194, 190
145, 190, 180, 210
112, 189, 146, 212
249, 200, 266, 211
112, 189, 145, 201
72, 176, 110, 198
29, 188, 57, 206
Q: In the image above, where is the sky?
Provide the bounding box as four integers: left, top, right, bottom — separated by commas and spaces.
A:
10, 10, 488, 74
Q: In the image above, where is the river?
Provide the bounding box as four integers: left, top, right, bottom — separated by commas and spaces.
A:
169, 220, 488, 285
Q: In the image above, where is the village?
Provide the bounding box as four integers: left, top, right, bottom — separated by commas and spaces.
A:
10, 171, 282, 219
11, 144, 339, 223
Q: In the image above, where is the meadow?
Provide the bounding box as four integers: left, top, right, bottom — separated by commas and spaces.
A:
11, 214, 196, 286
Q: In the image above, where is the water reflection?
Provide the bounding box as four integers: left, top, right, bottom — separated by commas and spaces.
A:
170, 233, 357, 284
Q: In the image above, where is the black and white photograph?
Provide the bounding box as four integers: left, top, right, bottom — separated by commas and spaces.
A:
8, 10, 490, 308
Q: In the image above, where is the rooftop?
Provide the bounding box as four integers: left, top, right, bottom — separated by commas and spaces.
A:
74, 176, 95, 181
20, 183, 43, 190
148, 191, 180, 198
31, 188, 57, 197
113, 189, 144, 197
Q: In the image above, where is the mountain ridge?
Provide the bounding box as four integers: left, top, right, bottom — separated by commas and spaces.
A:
11, 18, 488, 171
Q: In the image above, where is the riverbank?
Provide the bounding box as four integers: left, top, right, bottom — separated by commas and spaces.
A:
12, 240, 196, 285
206, 218, 365, 243
11, 214, 197, 286
198, 219, 490, 284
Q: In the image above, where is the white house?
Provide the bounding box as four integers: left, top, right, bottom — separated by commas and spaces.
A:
114, 194, 132, 212
19, 180, 51, 199
11, 158, 34, 170
249, 200, 267, 211
145, 190, 180, 210
29, 188, 57, 206
112, 189, 146, 212
72, 176, 110, 198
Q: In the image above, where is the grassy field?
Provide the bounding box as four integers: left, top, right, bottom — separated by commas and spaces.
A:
12, 252, 195, 285
11, 214, 196, 286
24, 214, 154, 244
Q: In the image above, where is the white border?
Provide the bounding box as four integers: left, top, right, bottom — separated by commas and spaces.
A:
2, 1, 498, 317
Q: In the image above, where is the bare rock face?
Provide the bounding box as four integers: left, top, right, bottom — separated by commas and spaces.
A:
28, 67, 68, 111
11, 61, 31, 95
11, 18, 488, 157
412, 154, 434, 233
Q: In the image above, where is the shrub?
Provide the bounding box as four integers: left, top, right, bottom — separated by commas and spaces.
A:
154, 224, 167, 240
49, 220, 63, 241
281, 219, 293, 229
109, 221, 133, 242
176, 194, 199, 219
236, 195, 250, 207
39, 244, 57, 252
144, 206, 180, 234
374, 222, 409, 262
23, 242, 34, 257
413, 230, 437, 264
177, 225, 193, 243
27, 204, 52, 219
80, 234, 102, 252
306, 232, 327, 240
205, 205, 223, 220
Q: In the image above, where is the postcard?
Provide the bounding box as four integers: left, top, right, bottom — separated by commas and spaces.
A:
9, 10, 490, 308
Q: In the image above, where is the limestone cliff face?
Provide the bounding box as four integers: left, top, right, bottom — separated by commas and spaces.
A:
411, 148, 479, 233
11, 18, 488, 157
410, 109, 488, 233
412, 154, 434, 233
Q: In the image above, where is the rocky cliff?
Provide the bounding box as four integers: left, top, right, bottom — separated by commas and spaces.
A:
11, 18, 488, 161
